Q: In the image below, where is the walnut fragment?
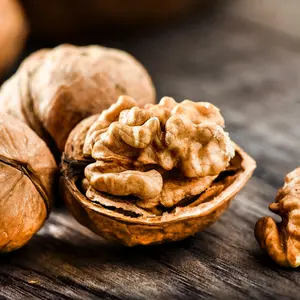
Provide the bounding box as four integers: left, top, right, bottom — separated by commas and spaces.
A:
0, 44, 155, 155
61, 97, 256, 246
255, 168, 300, 268
0, 114, 56, 253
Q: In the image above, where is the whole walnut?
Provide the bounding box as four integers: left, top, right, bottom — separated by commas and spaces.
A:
22, 0, 199, 40
0, 44, 156, 156
61, 96, 256, 246
0, 0, 27, 77
0, 114, 56, 253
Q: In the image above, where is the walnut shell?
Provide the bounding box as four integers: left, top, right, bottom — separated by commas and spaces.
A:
22, 0, 198, 40
61, 99, 256, 246
0, 114, 56, 253
0, 0, 27, 77
0, 44, 156, 155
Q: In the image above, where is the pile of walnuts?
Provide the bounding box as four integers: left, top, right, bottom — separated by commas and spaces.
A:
0, 43, 257, 253
1, 3, 299, 270
0, 44, 155, 252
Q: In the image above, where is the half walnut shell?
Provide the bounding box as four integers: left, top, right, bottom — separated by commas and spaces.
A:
61, 99, 256, 246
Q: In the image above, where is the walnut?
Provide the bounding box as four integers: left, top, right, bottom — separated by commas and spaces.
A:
0, 114, 56, 253
0, 0, 27, 77
255, 168, 300, 267
61, 97, 256, 246
0, 44, 155, 156
83, 95, 234, 208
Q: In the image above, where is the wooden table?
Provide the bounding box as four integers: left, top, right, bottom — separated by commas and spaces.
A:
1, 5, 300, 300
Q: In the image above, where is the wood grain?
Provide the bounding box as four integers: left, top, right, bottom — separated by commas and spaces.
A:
1, 5, 300, 300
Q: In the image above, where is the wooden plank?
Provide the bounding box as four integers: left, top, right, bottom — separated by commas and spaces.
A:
1, 7, 300, 300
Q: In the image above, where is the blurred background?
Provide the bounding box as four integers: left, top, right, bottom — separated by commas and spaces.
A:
3, 0, 300, 79
1, 0, 300, 187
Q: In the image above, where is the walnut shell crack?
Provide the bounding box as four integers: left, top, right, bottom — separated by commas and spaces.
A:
255, 168, 300, 268
0, 114, 56, 253
61, 98, 256, 246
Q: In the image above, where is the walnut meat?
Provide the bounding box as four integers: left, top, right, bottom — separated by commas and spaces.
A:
0, 0, 27, 77
83, 96, 234, 211
61, 97, 256, 246
0, 114, 56, 253
0, 44, 156, 155
255, 168, 300, 268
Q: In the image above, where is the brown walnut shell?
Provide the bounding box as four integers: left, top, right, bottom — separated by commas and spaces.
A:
0, 0, 27, 77
0, 114, 56, 253
61, 112, 256, 246
0, 44, 155, 156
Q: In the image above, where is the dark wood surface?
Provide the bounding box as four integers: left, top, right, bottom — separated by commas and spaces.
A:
1, 6, 300, 300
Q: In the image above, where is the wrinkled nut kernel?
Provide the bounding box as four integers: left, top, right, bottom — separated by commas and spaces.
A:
61, 96, 256, 245
82, 96, 234, 213
255, 168, 300, 268
0, 113, 56, 253
0, 44, 155, 156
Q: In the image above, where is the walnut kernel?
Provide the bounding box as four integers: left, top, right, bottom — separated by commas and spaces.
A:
61, 97, 256, 245
255, 168, 300, 267
83, 96, 234, 213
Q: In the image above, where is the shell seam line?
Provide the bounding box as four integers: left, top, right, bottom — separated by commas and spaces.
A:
0, 155, 51, 216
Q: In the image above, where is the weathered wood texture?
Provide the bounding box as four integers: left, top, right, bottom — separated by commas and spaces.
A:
1, 5, 300, 300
